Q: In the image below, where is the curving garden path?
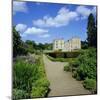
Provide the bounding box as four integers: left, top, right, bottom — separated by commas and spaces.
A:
43, 54, 91, 97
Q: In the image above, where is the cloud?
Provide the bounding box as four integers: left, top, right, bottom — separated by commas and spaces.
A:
15, 24, 27, 33
39, 34, 50, 38
33, 7, 78, 28
13, 1, 28, 15
33, 6, 96, 28
24, 27, 48, 35
76, 6, 96, 19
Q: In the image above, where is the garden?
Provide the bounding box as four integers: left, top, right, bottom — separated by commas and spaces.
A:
13, 54, 50, 100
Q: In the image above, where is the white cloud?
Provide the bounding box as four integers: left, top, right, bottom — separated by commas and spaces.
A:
15, 24, 27, 33
13, 1, 28, 15
33, 6, 96, 28
24, 27, 48, 35
39, 34, 50, 38
76, 6, 96, 19
33, 7, 78, 27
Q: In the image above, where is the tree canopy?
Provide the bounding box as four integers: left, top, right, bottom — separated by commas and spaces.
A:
87, 13, 97, 47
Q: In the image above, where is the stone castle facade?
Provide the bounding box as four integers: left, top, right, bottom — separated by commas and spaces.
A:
53, 37, 81, 51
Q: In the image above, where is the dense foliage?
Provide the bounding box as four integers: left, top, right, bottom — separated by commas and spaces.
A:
83, 78, 96, 93
13, 27, 27, 57
13, 55, 50, 99
87, 13, 97, 47
64, 48, 97, 93
81, 41, 88, 49
13, 89, 29, 100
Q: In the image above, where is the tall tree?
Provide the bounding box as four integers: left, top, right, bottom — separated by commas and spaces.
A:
13, 27, 27, 57
87, 13, 97, 47
13, 27, 22, 57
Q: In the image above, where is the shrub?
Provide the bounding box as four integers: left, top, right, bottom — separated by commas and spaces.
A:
31, 78, 50, 98
83, 78, 96, 93
13, 60, 39, 93
70, 48, 97, 80
13, 89, 29, 100
33, 78, 50, 87
64, 64, 71, 71
31, 86, 48, 98
69, 48, 97, 92
31, 56, 50, 98
13, 55, 50, 99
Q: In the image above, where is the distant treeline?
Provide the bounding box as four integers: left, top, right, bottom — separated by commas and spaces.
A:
13, 27, 52, 57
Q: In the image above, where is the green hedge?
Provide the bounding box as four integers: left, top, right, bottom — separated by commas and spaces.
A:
47, 54, 76, 62
47, 51, 81, 58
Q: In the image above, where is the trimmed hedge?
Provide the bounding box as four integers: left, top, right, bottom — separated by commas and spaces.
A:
47, 51, 81, 58
47, 54, 76, 62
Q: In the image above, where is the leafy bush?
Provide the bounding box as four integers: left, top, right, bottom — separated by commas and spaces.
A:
31, 56, 50, 98
31, 86, 48, 97
13, 89, 29, 100
31, 78, 50, 98
13, 55, 50, 99
64, 64, 71, 71
71, 48, 96, 80
69, 48, 97, 92
83, 78, 96, 93
13, 60, 39, 93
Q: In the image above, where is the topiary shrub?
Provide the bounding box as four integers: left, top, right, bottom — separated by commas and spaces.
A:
83, 78, 96, 93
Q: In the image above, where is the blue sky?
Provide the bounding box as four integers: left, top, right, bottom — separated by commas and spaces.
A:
13, 1, 96, 44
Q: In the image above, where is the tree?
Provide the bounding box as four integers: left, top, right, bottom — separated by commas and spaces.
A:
13, 27, 22, 57
13, 27, 27, 57
81, 41, 88, 49
44, 43, 52, 50
87, 13, 97, 47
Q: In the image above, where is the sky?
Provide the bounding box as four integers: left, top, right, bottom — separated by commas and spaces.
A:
13, 1, 97, 44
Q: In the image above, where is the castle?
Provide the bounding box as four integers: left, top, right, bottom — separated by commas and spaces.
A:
53, 37, 81, 51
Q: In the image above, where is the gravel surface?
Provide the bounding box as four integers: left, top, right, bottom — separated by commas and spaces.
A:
43, 55, 91, 97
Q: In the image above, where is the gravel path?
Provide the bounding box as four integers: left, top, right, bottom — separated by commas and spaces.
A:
43, 55, 91, 97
